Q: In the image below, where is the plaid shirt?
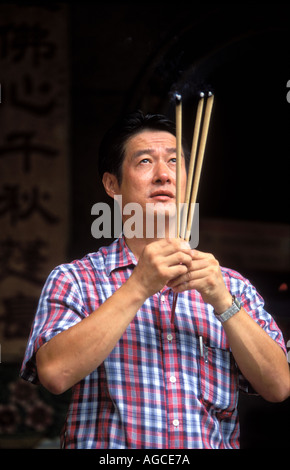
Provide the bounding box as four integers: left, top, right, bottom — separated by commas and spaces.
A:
21, 236, 286, 449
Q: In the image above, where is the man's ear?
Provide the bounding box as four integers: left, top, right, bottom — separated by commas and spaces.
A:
102, 172, 120, 199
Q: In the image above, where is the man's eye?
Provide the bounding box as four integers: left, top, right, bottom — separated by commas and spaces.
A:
139, 158, 150, 164
169, 158, 176, 163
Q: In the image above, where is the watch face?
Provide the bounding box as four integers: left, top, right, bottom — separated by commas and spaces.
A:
233, 296, 241, 309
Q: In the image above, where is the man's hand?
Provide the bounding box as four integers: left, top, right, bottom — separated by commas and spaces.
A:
132, 244, 290, 403
130, 238, 194, 300
167, 249, 232, 313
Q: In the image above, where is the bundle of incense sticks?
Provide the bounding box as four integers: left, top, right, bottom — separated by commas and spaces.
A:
171, 91, 214, 323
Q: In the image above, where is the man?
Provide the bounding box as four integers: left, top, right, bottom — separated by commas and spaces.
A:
20, 111, 289, 449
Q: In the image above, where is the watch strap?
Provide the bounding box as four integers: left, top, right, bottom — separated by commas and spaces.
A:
215, 295, 242, 323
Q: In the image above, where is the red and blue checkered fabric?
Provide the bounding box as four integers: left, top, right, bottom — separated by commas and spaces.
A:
20, 236, 286, 449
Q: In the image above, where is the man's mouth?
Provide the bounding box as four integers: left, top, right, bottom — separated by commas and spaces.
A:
150, 191, 174, 201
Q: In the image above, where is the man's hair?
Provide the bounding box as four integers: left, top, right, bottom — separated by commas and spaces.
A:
98, 110, 190, 184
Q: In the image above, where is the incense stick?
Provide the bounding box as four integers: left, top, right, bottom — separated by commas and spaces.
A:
175, 94, 182, 238
171, 91, 214, 324
171, 93, 182, 323
180, 92, 205, 240
184, 92, 214, 241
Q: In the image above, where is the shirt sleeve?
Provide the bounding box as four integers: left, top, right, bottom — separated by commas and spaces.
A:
240, 278, 286, 353
20, 264, 87, 384
229, 272, 287, 393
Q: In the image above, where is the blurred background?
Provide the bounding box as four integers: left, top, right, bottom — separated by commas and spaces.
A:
0, 2, 289, 449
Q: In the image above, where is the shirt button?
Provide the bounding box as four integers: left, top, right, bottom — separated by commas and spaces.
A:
173, 419, 179, 427
167, 333, 173, 342
161, 295, 165, 302
169, 376, 176, 384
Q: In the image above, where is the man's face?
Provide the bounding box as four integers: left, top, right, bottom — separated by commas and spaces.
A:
118, 130, 187, 214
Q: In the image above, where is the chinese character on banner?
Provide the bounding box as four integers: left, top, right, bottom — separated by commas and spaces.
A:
0, 185, 60, 225
0, 132, 58, 172
10, 74, 56, 115
0, 22, 56, 65
0, 4, 69, 362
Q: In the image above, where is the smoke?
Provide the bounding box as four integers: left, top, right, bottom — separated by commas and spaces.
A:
169, 65, 214, 104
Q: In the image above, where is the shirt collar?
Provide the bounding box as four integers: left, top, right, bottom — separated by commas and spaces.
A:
104, 235, 137, 276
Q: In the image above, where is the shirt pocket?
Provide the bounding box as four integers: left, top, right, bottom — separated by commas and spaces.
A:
199, 344, 238, 418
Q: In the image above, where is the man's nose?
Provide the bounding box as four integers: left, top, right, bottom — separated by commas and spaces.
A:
153, 161, 172, 184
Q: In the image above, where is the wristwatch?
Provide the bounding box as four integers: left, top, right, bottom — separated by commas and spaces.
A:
215, 295, 242, 323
